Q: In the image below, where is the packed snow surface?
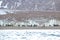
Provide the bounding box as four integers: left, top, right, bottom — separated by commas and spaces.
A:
0, 30, 60, 40
0, 10, 7, 15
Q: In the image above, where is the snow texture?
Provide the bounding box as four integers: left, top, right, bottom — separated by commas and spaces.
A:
0, 0, 55, 11
0, 30, 60, 40
0, 10, 7, 15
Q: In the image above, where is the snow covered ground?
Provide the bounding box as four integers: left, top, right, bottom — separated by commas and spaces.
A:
0, 9, 15, 15
0, 30, 60, 40
0, 10, 7, 15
